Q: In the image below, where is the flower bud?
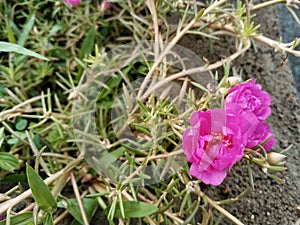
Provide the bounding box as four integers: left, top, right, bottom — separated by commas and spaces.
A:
99, 0, 111, 12
266, 152, 286, 166
226, 76, 241, 87
217, 87, 228, 96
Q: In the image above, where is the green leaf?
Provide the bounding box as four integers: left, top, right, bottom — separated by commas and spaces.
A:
7, 137, 19, 145
79, 26, 96, 59
137, 100, 150, 116
0, 212, 33, 225
26, 164, 57, 211
0, 152, 19, 171
76, 26, 97, 81
17, 14, 35, 47
105, 200, 158, 218
48, 24, 64, 37
43, 212, 54, 225
97, 75, 123, 100
0, 173, 27, 183
7, 131, 27, 146
45, 128, 61, 144
0, 84, 6, 96
59, 198, 98, 224
5, 18, 16, 44
16, 119, 28, 131
0, 42, 49, 61
33, 134, 42, 149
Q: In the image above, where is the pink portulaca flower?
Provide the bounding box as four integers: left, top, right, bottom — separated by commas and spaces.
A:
225, 79, 271, 121
183, 79, 275, 185
64, 0, 81, 6
246, 122, 275, 150
182, 108, 255, 186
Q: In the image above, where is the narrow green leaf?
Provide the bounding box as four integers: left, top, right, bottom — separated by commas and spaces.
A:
0, 212, 33, 225
76, 26, 96, 79
201, 206, 209, 225
79, 26, 96, 59
26, 164, 57, 211
97, 75, 123, 100
247, 160, 254, 190
48, 24, 64, 37
43, 212, 54, 225
0, 42, 49, 61
107, 197, 118, 221
70, 220, 82, 225
5, 18, 16, 44
86, 192, 110, 198
17, 14, 35, 47
0, 152, 19, 171
182, 199, 200, 225
191, 81, 209, 92
137, 100, 150, 115
105, 200, 158, 218
118, 192, 125, 218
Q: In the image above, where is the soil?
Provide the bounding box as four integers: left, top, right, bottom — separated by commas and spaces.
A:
0, 3, 299, 225
178, 3, 300, 225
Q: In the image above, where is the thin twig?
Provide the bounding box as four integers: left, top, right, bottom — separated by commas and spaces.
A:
125, 149, 183, 162
204, 194, 244, 225
137, 0, 227, 99
195, 21, 300, 57
146, 0, 160, 62
70, 172, 90, 225
53, 210, 69, 225
251, 0, 286, 11
142, 39, 251, 99
254, 35, 300, 57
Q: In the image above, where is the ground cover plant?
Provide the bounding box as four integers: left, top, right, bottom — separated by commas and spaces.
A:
0, 0, 300, 224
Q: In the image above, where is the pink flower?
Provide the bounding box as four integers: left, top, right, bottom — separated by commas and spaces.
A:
182, 109, 248, 186
226, 103, 275, 151
246, 122, 275, 150
225, 80, 271, 121
64, 0, 81, 6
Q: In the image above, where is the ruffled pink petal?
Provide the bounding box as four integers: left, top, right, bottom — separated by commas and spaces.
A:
190, 163, 227, 185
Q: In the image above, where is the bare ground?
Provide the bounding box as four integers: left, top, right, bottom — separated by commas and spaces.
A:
178, 3, 300, 225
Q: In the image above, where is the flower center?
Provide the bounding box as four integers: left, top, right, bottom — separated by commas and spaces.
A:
203, 132, 233, 151
222, 135, 233, 148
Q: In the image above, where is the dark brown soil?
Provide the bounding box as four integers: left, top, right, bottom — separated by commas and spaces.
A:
178, 3, 300, 225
